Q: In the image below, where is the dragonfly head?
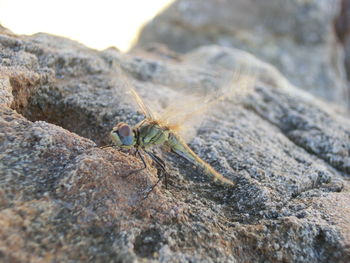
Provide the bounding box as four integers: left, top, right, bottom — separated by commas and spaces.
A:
110, 122, 135, 148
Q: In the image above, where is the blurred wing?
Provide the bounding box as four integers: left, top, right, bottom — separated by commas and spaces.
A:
158, 68, 256, 140
116, 66, 157, 121
129, 88, 157, 121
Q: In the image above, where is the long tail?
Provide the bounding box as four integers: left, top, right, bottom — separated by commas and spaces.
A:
167, 133, 234, 186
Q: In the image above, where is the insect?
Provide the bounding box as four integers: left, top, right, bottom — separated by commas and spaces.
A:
109, 65, 255, 196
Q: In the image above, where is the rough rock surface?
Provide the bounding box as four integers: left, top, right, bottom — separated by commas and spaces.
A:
1, 29, 350, 263
135, 0, 348, 106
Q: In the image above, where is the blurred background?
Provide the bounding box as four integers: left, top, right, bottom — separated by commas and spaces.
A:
1, 0, 350, 108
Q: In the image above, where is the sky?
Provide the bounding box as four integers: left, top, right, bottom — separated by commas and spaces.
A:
0, 0, 174, 52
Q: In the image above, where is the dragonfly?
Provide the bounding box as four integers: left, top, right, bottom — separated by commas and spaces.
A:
109, 65, 255, 196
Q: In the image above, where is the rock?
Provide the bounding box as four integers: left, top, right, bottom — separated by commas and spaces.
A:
335, 0, 350, 101
0, 24, 14, 35
183, 45, 350, 174
1, 29, 350, 262
135, 0, 348, 106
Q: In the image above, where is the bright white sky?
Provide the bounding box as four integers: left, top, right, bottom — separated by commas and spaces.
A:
0, 0, 174, 52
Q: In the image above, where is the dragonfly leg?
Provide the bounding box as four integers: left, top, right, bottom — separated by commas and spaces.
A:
136, 148, 147, 169
152, 155, 168, 189
144, 150, 169, 189
124, 148, 148, 177
142, 170, 167, 200
144, 151, 165, 168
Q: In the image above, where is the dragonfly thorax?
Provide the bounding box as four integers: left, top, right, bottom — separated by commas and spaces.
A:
137, 121, 170, 149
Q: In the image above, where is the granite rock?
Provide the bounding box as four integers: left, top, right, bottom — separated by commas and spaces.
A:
0, 29, 350, 262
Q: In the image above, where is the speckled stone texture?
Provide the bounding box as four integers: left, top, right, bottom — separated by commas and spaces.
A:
0, 28, 350, 263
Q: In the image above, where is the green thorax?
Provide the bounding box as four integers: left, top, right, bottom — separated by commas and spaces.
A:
135, 121, 170, 149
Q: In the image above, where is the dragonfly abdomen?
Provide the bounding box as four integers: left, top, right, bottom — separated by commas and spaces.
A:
167, 133, 234, 186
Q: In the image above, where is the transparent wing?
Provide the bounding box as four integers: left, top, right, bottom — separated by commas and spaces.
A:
116, 66, 157, 121
115, 61, 256, 142
157, 67, 257, 140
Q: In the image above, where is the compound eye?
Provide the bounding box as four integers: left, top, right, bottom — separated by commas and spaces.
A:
118, 124, 132, 137
111, 122, 134, 146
